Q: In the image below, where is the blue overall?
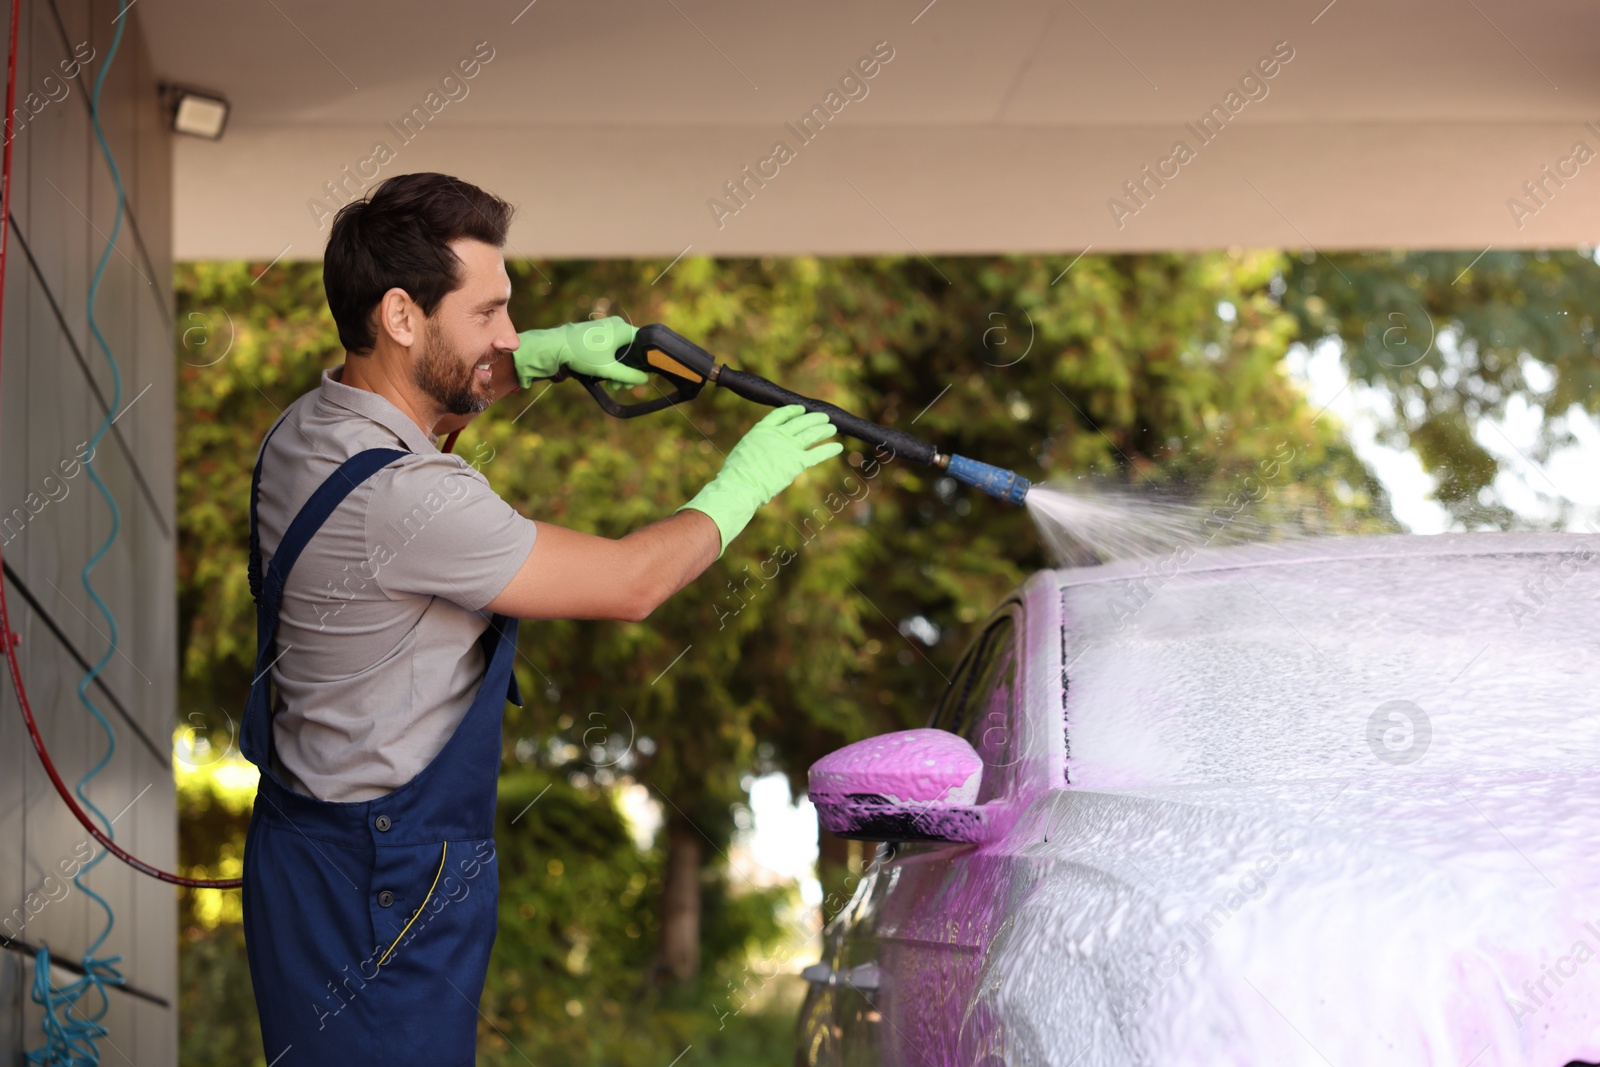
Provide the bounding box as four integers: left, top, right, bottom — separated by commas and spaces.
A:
241, 424, 520, 1066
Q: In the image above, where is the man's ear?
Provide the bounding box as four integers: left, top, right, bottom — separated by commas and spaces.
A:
377, 288, 420, 348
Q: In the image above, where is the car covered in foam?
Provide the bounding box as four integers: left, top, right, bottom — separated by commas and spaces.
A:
796, 533, 1600, 1067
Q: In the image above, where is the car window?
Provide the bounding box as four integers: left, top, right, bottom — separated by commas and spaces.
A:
930, 614, 1011, 732
930, 612, 1019, 803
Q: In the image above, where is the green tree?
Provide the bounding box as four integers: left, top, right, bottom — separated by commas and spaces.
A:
1283, 249, 1600, 527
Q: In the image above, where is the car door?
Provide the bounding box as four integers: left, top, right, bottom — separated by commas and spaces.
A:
796, 848, 892, 1067
832, 605, 1025, 1067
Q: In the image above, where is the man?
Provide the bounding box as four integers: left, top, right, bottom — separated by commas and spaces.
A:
240, 171, 839, 1066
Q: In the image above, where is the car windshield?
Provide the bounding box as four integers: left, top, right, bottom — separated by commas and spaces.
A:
1058, 540, 1600, 787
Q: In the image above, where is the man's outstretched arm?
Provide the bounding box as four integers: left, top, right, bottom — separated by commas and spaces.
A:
485, 509, 719, 622
485, 405, 842, 622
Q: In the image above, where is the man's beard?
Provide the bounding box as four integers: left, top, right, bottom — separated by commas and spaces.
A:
414, 318, 493, 418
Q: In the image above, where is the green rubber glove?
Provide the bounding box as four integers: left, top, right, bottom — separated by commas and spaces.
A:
676, 405, 844, 559
513, 316, 651, 389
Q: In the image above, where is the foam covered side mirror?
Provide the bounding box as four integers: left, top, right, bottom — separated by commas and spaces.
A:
808, 729, 987, 843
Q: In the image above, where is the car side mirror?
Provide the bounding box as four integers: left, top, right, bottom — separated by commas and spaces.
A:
808, 729, 986, 843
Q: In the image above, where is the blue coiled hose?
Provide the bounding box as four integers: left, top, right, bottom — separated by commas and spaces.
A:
27, 2, 133, 1062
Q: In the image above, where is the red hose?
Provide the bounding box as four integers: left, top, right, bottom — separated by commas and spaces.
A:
0, 1, 239, 890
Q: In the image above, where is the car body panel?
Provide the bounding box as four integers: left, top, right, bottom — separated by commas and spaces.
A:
800, 533, 1600, 1066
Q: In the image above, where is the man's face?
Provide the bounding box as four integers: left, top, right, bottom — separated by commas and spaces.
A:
412, 238, 517, 417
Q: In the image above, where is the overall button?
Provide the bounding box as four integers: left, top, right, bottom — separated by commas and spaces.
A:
377, 890, 395, 908
374, 814, 392, 832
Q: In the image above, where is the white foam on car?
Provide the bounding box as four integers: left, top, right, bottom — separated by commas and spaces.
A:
987, 535, 1600, 1066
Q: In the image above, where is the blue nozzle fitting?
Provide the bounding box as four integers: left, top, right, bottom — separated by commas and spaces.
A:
944, 454, 1031, 507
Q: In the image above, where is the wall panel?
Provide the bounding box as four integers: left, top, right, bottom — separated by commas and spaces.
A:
1, 0, 178, 1061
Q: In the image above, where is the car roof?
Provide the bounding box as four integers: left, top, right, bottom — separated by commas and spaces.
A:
1049, 531, 1593, 590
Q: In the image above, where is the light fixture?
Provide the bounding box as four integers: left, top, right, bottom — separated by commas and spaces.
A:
160, 83, 229, 140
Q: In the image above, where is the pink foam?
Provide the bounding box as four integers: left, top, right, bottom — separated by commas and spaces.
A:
808, 728, 982, 805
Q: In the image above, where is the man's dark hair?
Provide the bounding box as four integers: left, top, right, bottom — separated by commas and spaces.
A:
323, 172, 514, 354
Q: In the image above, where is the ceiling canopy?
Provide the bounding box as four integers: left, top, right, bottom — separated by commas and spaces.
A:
142, 0, 1600, 259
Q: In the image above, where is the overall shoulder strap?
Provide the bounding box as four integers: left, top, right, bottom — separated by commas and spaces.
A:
256, 447, 410, 617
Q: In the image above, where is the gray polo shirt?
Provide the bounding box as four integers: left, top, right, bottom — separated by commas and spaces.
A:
252, 363, 538, 802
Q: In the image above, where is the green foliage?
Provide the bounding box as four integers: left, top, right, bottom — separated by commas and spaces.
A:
178, 922, 264, 1067
1282, 248, 1600, 527
476, 772, 793, 1064
176, 758, 261, 1065
176, 261, 336, 715
175, 249, 1390, 1064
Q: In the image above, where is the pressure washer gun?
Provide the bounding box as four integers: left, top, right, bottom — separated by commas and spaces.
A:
551, 324, 1032, 507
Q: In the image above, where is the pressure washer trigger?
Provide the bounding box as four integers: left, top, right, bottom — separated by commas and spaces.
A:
560, 323, 718, 418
